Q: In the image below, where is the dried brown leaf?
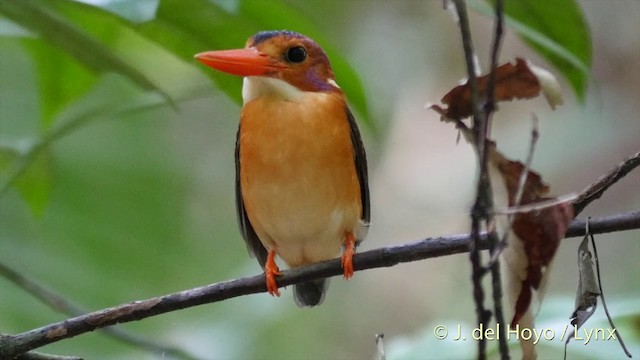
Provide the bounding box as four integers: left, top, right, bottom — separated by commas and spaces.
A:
430, 58, 562, 120
488, 142, 550, 205
489, 144, 575, 325
565, 236, 599, 347
510, 200, 574, 327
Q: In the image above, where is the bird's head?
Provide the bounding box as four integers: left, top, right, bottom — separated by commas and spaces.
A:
196, 30, 340, 103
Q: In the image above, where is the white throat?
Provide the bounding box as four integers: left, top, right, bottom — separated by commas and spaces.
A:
242, 77, 305, 104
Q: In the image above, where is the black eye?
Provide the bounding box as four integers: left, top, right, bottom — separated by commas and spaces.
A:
285, 46, 307, 63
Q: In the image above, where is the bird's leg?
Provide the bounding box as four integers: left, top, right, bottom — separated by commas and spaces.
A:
265, 249, 282, 297
341, 232, 356, 279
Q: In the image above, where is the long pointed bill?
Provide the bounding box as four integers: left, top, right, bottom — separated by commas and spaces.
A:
195, 48, 284, 76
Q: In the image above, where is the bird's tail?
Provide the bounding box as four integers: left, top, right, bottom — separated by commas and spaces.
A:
293, 279, 329, 307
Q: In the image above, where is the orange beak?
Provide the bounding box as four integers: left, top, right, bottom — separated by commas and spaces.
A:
195, 48, 285, 76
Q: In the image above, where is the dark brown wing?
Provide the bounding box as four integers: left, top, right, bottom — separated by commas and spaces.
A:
346, 108, 370, 231
235, 124, 268, 268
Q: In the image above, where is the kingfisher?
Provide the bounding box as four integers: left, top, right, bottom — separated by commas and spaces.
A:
195, 30, 369, 307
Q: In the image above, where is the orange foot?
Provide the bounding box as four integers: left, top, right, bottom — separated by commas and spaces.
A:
265, 250, 282, 297
341, 232, 356, 279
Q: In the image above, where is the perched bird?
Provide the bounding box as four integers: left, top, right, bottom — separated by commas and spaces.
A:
195, 30, 369, 307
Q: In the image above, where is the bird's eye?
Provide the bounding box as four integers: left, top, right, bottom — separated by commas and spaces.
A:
285, 46, 307, 63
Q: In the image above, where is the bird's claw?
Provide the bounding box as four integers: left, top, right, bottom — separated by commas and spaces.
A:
341, 232, 356, 279
265, 250, 282, 297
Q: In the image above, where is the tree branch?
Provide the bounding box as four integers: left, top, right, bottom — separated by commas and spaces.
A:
15, 351, 82, 360
483, 1, 510, 358
451, 0, 509, 358
450, 1, 490, 357
566, 211, 640, 237
2, 150, 638, 358
0, 91, 210, 198
573, 151, 640, 216
0, 262, 203, 360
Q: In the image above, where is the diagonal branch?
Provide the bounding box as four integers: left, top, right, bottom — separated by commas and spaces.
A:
573, 151, 640, 216
0, 90, 211, 198
15, 351, 81, 360
0, 262, 203, 360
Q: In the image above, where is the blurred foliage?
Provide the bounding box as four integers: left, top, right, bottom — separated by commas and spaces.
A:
1, 0, 627, 359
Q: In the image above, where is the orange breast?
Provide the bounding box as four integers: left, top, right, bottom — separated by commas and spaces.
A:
239, 91, 362, 267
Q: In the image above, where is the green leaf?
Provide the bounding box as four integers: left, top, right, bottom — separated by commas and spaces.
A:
137, 0, 254, 104
0, 0, 175, 106
0, 74, 187, 215
14, 148, 54, 217
0, 144, 20, 173
0, 143, 54, 217
22, 40, 98, 130
75, 0, 160, 23
0, 18, 33, 37
473, 0, 592, 101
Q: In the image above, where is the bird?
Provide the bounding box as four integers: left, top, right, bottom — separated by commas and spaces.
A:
195, 30, 369, 307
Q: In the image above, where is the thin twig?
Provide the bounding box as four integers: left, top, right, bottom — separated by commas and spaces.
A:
16, 351, 82, 360
451, 1, 489, 358
451, 0, 482, 123
452, 0, 510, 358
485, 117, 540, 268
573, 151, 640, 216
482, 0, 510, 358
484, 0, 505, 116
588, 222, 632, 358
1, 210, 638, 358
494, 193, 579, 215
0, 262, 203, 360
510, 115, 540, 213
0, 90, 211, 197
